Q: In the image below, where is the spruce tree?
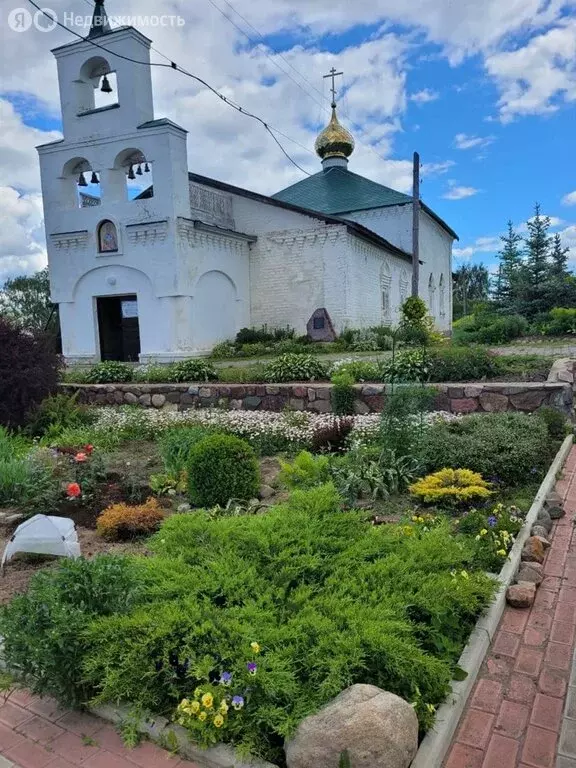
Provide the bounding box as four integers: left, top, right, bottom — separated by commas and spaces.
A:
550, 233, 569, 279
494, 221, 523, 312
525, 204, 552, 284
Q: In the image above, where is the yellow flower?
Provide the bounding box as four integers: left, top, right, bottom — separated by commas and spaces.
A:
198, 711, 207, 722
194, 687, 203, 698
213, 714, 224, 728
460, 570, 469, 580
480, 528, 488, 536
497, 549, 507, 557
475, 535, 481, 541
250, 642, 261, 654
179, 698, 191, 710
412, 515, 419, 522
219, 700, 229, 714
190, 701, 200, 714
202, 693, 214, 709
403, 525, 414, 536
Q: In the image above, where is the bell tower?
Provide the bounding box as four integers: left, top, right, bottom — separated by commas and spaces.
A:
52, 0, 154, 141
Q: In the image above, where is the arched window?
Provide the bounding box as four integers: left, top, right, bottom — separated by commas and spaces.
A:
439, 274, 446, 318
428, 274, 436, 317
78, 56, 118, 114
380, 262, 392, 323
61, 157, 101, 209
113, 148, 153, 201
97, 220, 119, 253
399, 270, 409, 307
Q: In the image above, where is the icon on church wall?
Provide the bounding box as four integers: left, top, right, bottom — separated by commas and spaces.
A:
97, 220, 119, 253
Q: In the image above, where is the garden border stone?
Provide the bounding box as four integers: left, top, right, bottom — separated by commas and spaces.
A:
59, 379, 574, 416
410, 433, 574, 768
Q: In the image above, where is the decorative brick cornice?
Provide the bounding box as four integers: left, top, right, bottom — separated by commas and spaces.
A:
125, 220, 168, 246
49, 230, 89, 250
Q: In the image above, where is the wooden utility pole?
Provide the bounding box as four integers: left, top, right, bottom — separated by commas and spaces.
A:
411, 151, 420, 297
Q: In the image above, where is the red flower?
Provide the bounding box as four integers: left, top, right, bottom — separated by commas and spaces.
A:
85, 444, 94, 455
66, 482, 81, 498
74, 452, 88, 463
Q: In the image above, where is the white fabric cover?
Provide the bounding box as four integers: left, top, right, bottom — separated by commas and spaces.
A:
1, 515, 81, 568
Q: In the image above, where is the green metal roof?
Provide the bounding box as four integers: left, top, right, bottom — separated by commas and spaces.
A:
272, 166, 412, 214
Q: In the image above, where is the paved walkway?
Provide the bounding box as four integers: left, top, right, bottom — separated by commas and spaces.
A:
444, 446, 576, 768
0, 692, 199, 768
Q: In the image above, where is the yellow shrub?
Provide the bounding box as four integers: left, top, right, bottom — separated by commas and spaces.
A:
96, 498, 166, 540
409, 468, 492, 506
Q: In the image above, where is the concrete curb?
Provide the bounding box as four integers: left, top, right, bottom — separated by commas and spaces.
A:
410, 433, 574, 768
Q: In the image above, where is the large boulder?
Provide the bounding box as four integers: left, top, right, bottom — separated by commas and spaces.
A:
285, 684, 418, 768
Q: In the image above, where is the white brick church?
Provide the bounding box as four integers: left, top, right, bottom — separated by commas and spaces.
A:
38, 1, 456, 363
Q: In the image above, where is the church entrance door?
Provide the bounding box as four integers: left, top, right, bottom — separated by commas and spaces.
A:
96, 295, 141, 361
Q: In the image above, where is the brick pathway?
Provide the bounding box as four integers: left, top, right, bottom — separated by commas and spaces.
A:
0, 691, 199, 768
444, 445, 576, 768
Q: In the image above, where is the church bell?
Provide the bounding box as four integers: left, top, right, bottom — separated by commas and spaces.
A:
90, 171, 99, 184
127, 165, 136, 180
136, 164, 143, 176
100, 75, 113, 93
77, 172, 88, 187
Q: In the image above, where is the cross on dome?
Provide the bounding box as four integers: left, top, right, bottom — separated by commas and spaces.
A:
315, 67, 355, 167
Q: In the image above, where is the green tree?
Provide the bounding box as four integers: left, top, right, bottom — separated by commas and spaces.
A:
525, 204, 553, 286
452, 264, 489, 319
550, 233, 570, 279
493, 221, 523, 311
0, 267, 58, 334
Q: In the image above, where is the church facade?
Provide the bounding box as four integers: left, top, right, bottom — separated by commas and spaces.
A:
37, 3, 456, 363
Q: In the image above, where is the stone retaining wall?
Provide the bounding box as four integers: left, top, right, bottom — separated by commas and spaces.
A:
59, 380, 574, 416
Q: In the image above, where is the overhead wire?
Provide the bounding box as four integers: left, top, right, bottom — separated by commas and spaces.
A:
27, 0, 312, 175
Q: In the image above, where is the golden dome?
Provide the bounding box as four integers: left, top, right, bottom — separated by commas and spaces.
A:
314, 106, 355, 160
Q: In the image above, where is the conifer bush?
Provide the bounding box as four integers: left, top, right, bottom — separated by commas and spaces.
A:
187, 433, 260, 506
96, 498, 166, 540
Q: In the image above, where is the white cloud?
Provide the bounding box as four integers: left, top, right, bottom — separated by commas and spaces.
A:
562, 191, 576, 206
454, 132, 495, 150
0, 187, 47, 283
453, 235, 501, 259
485, 19, 576, 122
409, 88, 439, 103
443, 181, 480, 200
558, 224, 576, 262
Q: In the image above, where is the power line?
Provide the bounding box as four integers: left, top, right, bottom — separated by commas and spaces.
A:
27, 0, 311, 175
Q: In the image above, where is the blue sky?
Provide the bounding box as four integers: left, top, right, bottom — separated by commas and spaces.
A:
0, 0, 575, 281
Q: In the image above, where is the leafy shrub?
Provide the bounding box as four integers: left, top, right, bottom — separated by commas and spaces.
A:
456, 502, 524, 571
541, 307, 576, 336
535, 406, 568, 440
409, 468, 493, 507
236, 325, 295, 345
210, 341, 237, 359
0, 556, 139, 705
0, 317, 61, 428
310, 417, 354, 453
263, 353, 328, 382
453, 313, 529, 345
331, 446, 421, 503
380, 349, 430, 382
187, 434, 260, 506
330, 359, 380, 381
350, 328, 380, 352
25, 392, 94, 438
331, 372, 356, 415
419, 412, 551, 486
0, 430, 61, 513
338, 326, 392, 352
97, 498, 166, 540
132, 364, 172, 383
378, 386, 436, 456
170, 359, 218, 382
238, 342, 269, 358
279, 450, 330, 488
85, 361, 133, 383
159, 425, 220, 476
426, 346, 500, 382
398, 297, 441, 346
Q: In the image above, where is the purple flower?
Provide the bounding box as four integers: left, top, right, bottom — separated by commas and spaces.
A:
247, 662, 257, 676
488, 516, 497, 527
220, 672, 232, 686
232, 695, 244, 710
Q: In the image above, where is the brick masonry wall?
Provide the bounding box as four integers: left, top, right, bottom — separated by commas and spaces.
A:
59, 380, 574, 416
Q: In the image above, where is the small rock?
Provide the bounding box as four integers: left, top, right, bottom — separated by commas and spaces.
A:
259, 485, 275, 499
521, 536, 545, 564
151, 394, 166, 408
536, 509, 553, 533
531, 524, 551, 540
516, 563, 544, 586
124, 392, 138, 404
177, 503, 191, 513
534, 535, 551, 550
285, 684, 418, 768
547, 505, 565, 520
546, 491, 563, 506
506, 582, 536, 608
